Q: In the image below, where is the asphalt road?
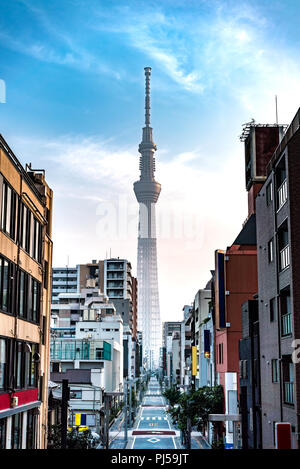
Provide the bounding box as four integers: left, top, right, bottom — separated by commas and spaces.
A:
131, 377, 178, 450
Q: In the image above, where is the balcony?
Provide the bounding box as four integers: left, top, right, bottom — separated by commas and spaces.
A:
280, 245, 290, 271
50, 339, 111, 361
284, 382, 295, 405
282, 313, 292, 336
107, 264, 124, 271
277, 179, 288, 211
107, 274, 124, 280
107, 282, 123, 289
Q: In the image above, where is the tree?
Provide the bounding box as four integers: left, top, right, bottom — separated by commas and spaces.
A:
162, 386, 181, 407
166, 386, 224, 448
47, 424, 95, 449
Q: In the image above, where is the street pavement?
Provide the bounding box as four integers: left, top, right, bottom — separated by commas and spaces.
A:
97, 376, 211, 449
128, 377, 180, 450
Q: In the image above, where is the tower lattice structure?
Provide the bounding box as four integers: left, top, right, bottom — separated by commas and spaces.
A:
134, 67, 162, 370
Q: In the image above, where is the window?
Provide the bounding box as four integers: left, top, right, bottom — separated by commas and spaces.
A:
281, 290, 292, 336
268, 239, 274, 263
2, 260, 9, 311
0, 339, 6, 389
283, 358, 294, 405
70, 390, 82, 399
20, 203, 42, 263
18, 269, 41, 324
26, 409, 36, 449
0, 418, 6, 449
1, 180, 17, 241
11, 413, 22, 449
19, 271, 25, 318
266, 181, 273, 206
272, 359, 279, 383
278, 221, 289, 271
270, 298, 276, 322
30, 344, 38, 387
16, 341, 24, 389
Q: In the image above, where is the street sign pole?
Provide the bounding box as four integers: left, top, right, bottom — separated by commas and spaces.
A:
124, 381, 128, 447
61, 379, 69, 449
104, 393, 110, 449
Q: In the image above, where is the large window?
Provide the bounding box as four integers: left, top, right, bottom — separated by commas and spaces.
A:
18, 268, 41, 324
1, 180, 17, 241
20, 203, 42, 263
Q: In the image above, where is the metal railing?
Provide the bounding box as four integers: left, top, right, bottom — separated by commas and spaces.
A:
284, 382, 295, 405
281, 313, 292, 336
277, 179, 288, 210
50, 339, 111, 361
280, 245, 290, 271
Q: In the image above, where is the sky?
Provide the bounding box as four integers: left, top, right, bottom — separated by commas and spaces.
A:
1, 0, 300, 322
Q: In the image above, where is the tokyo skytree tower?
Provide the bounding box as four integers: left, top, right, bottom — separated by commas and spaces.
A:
134, 67, 162, 370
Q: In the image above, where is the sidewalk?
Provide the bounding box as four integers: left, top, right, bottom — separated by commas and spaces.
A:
191, 434, 211, 450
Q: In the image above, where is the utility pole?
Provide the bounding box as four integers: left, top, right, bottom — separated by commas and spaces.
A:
124, 381, 128, 447
61, 379, 70, 449
129, 380, 132, 427
104, 393, 110, 449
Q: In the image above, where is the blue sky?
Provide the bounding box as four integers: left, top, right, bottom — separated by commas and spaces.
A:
1, 0, 300, 320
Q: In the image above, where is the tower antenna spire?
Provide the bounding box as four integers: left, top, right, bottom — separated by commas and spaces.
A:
144, 67, 151, 127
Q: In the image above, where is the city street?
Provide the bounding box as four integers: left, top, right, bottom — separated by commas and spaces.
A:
129, 377, 179, 449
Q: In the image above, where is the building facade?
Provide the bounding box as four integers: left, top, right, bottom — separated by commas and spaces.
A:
0, 135, 53, 448
256, 109, 300, 449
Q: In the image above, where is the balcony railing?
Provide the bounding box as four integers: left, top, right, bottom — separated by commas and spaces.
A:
277, 179, 288, 210
50, 339, 111, 361
284, 382, 295, 405
280, 245, 290, 271
281, 313, 292, 336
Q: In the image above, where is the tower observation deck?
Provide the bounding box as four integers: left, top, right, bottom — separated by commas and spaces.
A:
134, 67, 162, 370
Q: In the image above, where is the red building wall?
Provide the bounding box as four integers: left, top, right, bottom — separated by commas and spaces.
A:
215, 245, 257, 396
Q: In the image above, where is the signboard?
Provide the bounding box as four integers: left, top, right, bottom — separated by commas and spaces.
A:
75, 413, 87, 426
192, 346, 197, 376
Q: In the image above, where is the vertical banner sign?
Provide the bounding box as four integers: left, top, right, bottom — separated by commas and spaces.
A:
215, 250, 226, 329
192, 346, 197, 376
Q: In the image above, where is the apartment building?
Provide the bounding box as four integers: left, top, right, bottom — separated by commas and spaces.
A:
256, 108, 300, 449
0, 134, 53, 449
51, 267, 77, 304
192, 285, 213, 389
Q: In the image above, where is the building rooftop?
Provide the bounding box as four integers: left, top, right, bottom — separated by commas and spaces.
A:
232, 214, 257, 246
51, 369, 92, 384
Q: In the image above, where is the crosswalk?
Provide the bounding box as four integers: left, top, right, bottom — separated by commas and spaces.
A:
140, 416, 168, 421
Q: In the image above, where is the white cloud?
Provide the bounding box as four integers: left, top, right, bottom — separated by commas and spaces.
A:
12, 133, 246, 320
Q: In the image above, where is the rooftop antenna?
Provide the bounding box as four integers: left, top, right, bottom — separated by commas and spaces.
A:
275, 95, 278, 125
